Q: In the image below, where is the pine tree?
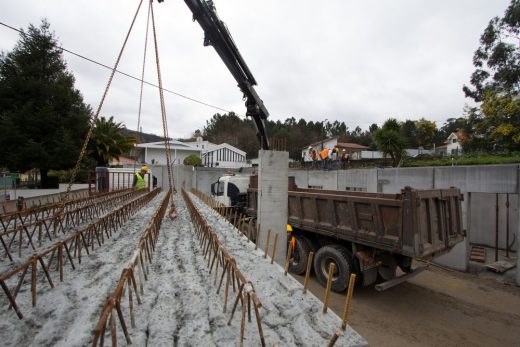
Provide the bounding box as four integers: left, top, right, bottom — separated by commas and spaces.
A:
0, 20, 91, 187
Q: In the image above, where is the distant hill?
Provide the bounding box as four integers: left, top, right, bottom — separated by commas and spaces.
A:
121, 128, 170, 143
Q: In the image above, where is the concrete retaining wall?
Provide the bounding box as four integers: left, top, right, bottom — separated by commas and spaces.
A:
191, 164, 519, 273
192, 164, 519, 252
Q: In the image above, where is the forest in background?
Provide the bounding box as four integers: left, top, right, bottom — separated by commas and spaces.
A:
196, 112, 461, 160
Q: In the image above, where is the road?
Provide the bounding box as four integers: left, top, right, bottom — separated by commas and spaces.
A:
293, 264, 520, 347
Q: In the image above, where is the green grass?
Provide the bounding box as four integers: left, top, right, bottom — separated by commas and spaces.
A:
403, 153, 520, 167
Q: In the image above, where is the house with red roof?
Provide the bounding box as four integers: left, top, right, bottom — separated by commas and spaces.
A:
435, 131, 465, 157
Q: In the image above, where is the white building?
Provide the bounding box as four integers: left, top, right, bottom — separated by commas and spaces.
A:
135, 140, 202, 165
184, 135, 249, 169
435, 131, 464, 157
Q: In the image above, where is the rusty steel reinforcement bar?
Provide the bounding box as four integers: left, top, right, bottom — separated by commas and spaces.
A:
91, 189, 171, 347
190, 188, 253, 241
0, 188, 140, 249
0, 189, 148, 262
0, 188, 132, 227
0, 188, 161, 319
182, 189, 265, 347
0, 188, 140, 239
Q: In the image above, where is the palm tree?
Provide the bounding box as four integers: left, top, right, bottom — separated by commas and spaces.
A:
373, 118, 407, 167
89, 116, 136, 166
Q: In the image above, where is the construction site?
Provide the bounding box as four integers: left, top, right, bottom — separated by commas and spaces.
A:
1, 0, 519, 346
1, 158, 520, 346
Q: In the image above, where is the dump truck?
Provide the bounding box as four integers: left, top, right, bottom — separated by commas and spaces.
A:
211, 173, 465, 292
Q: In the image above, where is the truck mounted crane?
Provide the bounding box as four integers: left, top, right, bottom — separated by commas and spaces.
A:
158, 0, 270, 149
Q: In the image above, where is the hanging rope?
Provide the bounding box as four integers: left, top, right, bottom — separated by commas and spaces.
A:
137, 1, 152, 142
58, 0, 145, 212
133, 0, 152, 174
150, 0, 177, 218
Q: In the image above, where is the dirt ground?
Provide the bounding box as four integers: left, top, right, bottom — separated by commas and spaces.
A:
294, 262, 520, 347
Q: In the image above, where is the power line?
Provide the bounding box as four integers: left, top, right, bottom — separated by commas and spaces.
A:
0, 20, 234, 115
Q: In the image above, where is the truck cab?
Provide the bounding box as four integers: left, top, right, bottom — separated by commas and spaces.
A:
210, 173, 251, 209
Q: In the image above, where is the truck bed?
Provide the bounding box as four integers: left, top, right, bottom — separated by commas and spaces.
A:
247, 181, 464, 259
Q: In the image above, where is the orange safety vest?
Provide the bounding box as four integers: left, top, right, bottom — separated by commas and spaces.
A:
320, 148, 329, 160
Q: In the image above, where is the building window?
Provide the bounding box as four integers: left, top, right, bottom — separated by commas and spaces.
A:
452, 138, 457, 143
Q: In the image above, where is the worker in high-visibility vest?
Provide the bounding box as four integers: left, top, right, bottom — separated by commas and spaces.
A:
320, 147, 330, 170
287, 224, 296, 253
133, 165, 148, 189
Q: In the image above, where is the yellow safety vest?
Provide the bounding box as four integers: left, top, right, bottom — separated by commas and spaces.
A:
135, 172, 146, 189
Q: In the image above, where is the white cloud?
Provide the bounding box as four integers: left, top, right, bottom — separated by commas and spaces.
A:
0, 0, 511, 138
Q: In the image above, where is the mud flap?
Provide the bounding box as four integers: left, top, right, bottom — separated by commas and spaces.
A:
362, 267, 378, 286
355, 250, 378, 286
377, 252, 397, 281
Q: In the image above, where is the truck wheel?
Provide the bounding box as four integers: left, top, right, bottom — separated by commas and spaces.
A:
314, 245, 352, 292
288, 236, 313, 275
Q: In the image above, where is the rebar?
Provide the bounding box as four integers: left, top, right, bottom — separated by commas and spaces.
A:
92, 189, 170, 346
1, 188, 161, 319
182, 189, 265, 346
341, 273, 357, 330
322, 263, 335, 314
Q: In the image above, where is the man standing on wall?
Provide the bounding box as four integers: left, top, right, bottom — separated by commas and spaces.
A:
320, 147, 329, 170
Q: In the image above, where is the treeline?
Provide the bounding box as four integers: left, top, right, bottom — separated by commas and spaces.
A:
200, 113, 462, 160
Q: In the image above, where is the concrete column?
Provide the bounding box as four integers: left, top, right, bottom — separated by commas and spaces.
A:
257, 150, 289, 265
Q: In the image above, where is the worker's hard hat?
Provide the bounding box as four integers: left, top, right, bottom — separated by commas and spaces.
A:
308, 146, 312, 149
286, 224, 293, 232
141, 165, 149, 172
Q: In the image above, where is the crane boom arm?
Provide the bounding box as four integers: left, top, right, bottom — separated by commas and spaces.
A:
159, 0, 270, 149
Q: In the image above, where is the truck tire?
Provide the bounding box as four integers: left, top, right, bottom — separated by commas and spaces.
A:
314, 245, 352, 292
288, 235, 313, 275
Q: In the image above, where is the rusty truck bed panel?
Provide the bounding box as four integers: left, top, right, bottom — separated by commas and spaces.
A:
248, 184, 464, 258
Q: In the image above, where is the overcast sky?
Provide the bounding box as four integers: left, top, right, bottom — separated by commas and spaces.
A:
0, 0, 511, 139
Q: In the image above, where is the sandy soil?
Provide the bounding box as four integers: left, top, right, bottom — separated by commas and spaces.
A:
295, 264, 520, 347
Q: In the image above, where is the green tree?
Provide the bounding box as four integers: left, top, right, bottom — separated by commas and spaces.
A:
88, 116, 136, 166
463, 0, 520, 101
204, 112, 259, 158
471, 92, 520, 152
0, 20, 91, 187
183, 154, 203, 166
415, 118, 438, 149
373, 118, 407, 167
438, 117, 469, 141
401, 120, 417, 147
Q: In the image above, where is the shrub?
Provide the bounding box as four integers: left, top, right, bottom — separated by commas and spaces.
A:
183, 154, 203, 167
